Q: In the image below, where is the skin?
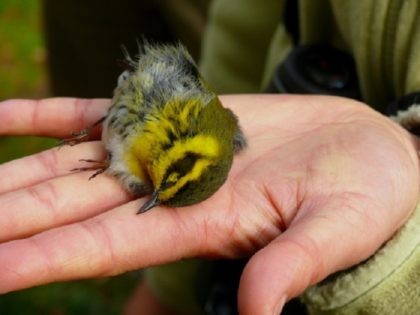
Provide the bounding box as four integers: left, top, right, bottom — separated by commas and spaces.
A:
0, 95, 418, 315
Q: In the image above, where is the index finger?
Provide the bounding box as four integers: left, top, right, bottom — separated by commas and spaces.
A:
0, 199, 209, 294
0, 98, 110, 137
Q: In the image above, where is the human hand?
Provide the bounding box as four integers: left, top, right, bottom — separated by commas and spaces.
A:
0, 95, 418, 314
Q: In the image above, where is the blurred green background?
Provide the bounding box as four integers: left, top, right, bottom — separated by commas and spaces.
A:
0, 0, 54, 163
0, 1, 138, 314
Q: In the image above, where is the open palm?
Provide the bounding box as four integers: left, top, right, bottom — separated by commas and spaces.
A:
0, 95, 418, 314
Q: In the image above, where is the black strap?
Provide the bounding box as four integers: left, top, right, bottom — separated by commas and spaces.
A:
284, 0, 300, 45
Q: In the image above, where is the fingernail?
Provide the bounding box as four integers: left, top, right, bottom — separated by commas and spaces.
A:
272, 295, 287, 315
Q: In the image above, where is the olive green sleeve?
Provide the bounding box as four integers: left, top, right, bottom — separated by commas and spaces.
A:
199, 0, 289, 93
296, 0, 420, 111
302, 204, 420, 315
326, 0, 420, 110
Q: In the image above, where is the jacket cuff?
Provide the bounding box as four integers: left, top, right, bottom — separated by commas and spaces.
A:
302, 203, 420, 315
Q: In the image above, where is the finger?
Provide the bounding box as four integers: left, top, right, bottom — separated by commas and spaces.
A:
0, 98, 109, 137
0, 141, 105, 194
0, 200, 205, 294
0, 169, 130, 243
237, 196, 408, 315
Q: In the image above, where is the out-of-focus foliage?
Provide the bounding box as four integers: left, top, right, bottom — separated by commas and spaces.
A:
0, 0, 54, 163
0, 0, 47, 99
0, 275, 140, 315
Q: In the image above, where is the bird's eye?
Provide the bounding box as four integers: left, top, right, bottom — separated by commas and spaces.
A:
160, 172, 179, 190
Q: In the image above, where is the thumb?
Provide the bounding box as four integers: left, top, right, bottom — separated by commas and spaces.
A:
237, 196, 406, 315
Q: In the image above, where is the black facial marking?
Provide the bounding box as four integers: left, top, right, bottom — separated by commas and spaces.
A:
174, 179, 197, 196
161, 143, 171, 151
160, 127, 178, 150
161, 152, 202, 188
167, 129, 177, 143
180, 129, 190, 138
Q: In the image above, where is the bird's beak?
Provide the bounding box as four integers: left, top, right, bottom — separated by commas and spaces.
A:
137, 190, 160, 214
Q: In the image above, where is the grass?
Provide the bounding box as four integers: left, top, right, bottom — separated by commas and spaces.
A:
0, 1, 139, 313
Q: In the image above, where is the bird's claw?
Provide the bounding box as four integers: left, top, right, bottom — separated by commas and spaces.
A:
58, 130, 90, 148
71, 159, 109, 180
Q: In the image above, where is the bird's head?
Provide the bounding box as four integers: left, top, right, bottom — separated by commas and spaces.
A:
138, 133, 233, 213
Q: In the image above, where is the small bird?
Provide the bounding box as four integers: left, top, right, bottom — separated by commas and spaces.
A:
66, 42, 246, 213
